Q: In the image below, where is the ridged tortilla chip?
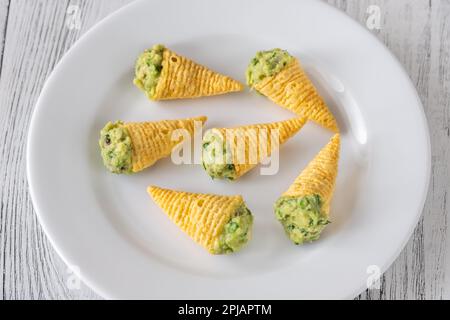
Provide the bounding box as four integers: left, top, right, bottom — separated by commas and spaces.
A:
254, 59, 338, 132
207, 117, 307, 179
148, 186, 243, 253
153, 48, 244, 100
283, 134, 340, 213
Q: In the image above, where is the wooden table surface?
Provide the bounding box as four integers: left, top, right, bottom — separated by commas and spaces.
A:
0, 0, 448, 300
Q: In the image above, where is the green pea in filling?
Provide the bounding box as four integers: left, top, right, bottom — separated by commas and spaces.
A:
246, 48, 294, 87
99, 121, 133, 174
201, 130, 237, 180
274, 195, 330, 245
133, 44, 165, 99
213, 204, 253, 254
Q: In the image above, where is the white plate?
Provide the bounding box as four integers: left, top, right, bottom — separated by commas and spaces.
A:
27, 0, 430, 299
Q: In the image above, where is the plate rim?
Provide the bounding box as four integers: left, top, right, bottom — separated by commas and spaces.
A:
26, 0, 431, 299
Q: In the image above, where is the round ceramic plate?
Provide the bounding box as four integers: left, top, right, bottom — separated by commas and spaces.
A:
27, 0, 430, 299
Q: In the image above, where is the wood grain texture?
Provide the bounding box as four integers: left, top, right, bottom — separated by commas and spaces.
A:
0, 0, 448, 300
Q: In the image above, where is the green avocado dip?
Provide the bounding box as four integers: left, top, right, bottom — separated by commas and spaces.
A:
201, 130, 237, 180
274, 195, 330, 245
133, 44, 165, 99
246, 48, 294, 87
213, 204, 253, 254
99, 121, 133, 174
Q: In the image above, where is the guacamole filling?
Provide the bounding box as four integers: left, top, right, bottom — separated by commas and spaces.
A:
201, 131, 237, 180
213, 204, 253, 254
133, 44, 165, 99
274, 195, 330, 245
246, 48, 294, 87
99, 121, 133, 174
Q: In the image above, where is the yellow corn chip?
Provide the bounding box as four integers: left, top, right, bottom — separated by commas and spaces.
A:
125, 116, 206, 172
153, 48, 244, 100
207, 117, 307, 179
148, 186, 243, 253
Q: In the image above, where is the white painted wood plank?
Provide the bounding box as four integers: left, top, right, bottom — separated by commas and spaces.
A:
0, 0, 10, 299
0, 0, 93, 300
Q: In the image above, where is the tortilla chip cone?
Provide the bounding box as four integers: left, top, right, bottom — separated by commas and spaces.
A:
254, 59, 338, 132
152, 48, 243, 100
283, 134, 340, 213
125, 116, 206, 172
207, 117, 307, 179
148, 186, 244, 253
